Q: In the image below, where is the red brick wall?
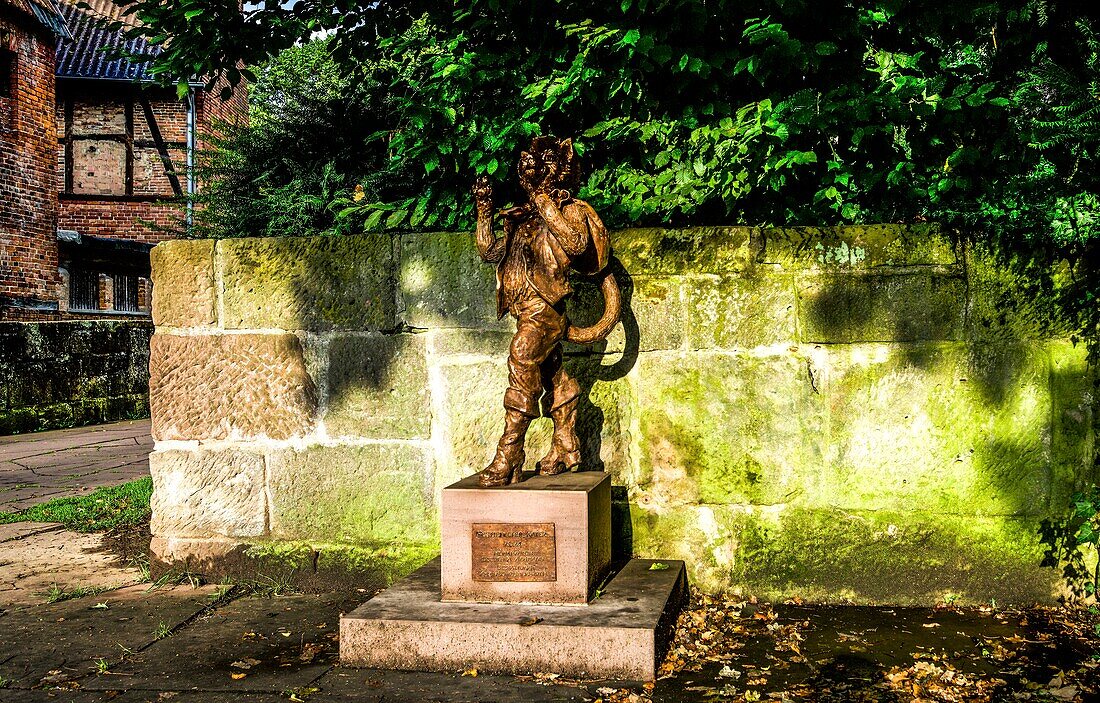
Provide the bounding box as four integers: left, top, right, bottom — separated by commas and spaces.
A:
57, 198, 180, 244
197, 73, 249, 152
0, 15, 58, 304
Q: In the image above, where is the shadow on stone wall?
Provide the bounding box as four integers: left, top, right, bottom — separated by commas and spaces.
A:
797, 242, 1096, 538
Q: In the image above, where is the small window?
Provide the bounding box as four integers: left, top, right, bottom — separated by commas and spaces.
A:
0, 49, 13, 99
69, 269, 99, 310
113, 275, 138, 312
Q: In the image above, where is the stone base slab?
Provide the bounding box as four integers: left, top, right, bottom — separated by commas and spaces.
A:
340, 557, 687, 681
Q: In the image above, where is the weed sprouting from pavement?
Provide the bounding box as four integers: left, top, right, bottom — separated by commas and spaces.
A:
43, 583, 111, 604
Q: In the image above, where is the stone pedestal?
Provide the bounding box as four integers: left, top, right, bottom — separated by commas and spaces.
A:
441, 471, 611, 605
341, 557, 687, 681
340, 470, 687, 681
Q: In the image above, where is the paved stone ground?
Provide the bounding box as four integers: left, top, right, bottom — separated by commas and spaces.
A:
0, 420, 152, 512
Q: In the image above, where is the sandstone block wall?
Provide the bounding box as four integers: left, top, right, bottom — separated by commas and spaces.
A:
0, 320, 153, 434
149, 227, 1097, 604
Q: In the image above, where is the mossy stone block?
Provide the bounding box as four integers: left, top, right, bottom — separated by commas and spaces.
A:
813, 342, 1051, 516
219, 234, 396, 331
796, 272, 965, 343
965, 243, 1071, 343
727, 506, 1055, 604
568, 355, 635, 476
613, 227, 760, 275
151, 240, 216, 328
1049, 340, 1097, 508
267, 443, 437, 544
399, 232, 504, 330
325, 333, 431, 440
686, 271, 797, 349
566, 275, 686, 355
632, 351, 825, 507
762, 224, 956, 269
630, 503, 1056, 602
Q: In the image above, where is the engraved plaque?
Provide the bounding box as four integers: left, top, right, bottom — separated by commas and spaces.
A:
471, 522, 556, 582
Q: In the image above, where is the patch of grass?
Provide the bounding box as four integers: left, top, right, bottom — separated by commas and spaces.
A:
147, 568, 206, 592
43, 583, 112, 604
0, 477, 152, 532
129, 553, 152, 582
233, 573, 297, 598
154, 621, 172, 640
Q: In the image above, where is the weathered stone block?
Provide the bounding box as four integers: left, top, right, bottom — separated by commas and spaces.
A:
569, 355, 635, 478
429, 329, 512, 359
565, 275, 686, 354
965, 243, 1071, 343
267, 443, 437, 544
325, 333, 430, 440
796, 272, 965, 343
149, 333, 317, 441
762, 224, 956, 269
151, 240, 216, 327
399, 232, 504, 330
150, 449, 267, 538
613, 227, 760, 275
219, 235, 396, 331
813, 342, 1051, 516
686, 271, 797, 349
632, 351, 825, 507
434, 360, 559, 490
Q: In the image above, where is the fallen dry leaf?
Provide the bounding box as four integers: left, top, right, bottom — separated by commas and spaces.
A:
230, 658, 260, 670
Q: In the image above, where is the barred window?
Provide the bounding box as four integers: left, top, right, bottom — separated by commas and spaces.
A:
69, 269, 99, 311
113, 274, 139, 312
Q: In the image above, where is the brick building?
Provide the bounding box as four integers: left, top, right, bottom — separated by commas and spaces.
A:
0, 0, 246, 320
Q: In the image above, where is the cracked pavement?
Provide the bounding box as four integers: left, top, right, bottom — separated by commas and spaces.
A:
0, 420, 152, 513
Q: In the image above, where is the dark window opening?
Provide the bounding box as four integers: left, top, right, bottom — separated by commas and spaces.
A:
69, 269, 99, 311
0, 49, 13, 99
113, 275, 138, 312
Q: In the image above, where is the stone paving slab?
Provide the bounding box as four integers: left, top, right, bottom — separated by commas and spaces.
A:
0, 525, 143, 608
312, 667, 589, 702
0, 420, 152, 512
0, 583, 218, 689
0, 521, 63, 544
82, 594, 356, 693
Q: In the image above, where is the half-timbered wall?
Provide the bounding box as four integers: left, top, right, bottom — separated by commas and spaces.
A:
56, 82, 186, 243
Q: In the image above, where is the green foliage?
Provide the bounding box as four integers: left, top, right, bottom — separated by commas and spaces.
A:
114, 1, 1100, 358
1042, 485, 1100, 599
184, 39, 387, 239
0, 477, 152, 532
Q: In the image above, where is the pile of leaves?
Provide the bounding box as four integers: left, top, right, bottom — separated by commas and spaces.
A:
591, 590, 1100, 702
